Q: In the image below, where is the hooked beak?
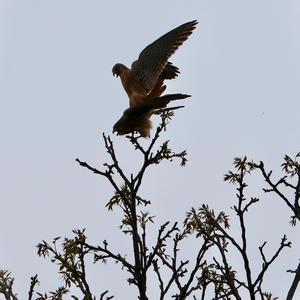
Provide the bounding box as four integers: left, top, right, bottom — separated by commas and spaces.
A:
112, 127, 119, 135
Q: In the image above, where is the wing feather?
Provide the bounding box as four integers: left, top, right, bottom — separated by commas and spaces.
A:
131, 20, 198, 91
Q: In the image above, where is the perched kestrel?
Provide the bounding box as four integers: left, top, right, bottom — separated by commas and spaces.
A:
112, 20, 198, 107
113, 94, 191, 138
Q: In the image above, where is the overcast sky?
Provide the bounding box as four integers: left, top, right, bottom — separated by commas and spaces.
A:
1, 1, 299, 299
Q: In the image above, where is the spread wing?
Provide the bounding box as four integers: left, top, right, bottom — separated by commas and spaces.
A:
131, 20, 198, 91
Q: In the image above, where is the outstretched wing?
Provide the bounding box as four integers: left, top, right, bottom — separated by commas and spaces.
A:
131, 20, 198, 91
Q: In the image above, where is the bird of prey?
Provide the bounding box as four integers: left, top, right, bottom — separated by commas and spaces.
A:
113, 94, 191, 138
112, 20, 198, 107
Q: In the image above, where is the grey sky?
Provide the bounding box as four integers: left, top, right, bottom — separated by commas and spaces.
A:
1, 1, 299, 299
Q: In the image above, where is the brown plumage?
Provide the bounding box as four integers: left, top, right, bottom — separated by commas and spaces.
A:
112, 20, 198, 107
113, 94, 191, 137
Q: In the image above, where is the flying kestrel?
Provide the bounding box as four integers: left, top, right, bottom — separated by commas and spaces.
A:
112, 20, 198, 107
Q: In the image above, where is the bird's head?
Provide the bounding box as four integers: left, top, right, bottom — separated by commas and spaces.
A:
113, 114, 130, 136
112, 63, 128, 77
112, 122, 121, 135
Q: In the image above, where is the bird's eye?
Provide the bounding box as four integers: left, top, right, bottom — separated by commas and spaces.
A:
112, 65, 120, 77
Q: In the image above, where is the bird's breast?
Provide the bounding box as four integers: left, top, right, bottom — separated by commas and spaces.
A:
120, 71, 148, 106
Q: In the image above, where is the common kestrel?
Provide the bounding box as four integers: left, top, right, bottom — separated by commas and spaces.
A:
113, 94, 191, 138
112, 20, 198, 107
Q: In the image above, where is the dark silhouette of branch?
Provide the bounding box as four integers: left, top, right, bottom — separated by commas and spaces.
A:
83, 241, 135, 274
75, 112, 189, 300
100, 290, 114, 300
258, 162, 296, 214
182, 156, 293, 299
287, 262, 300, 300
2, 110, 299, 299
252, 153, 300, 223
146, 222, 178, 270
37, 232, 94, 299
254, 235, 291, 289
0, 270, 18, 300
176, 239, 212, 300
28, 275, 38, 300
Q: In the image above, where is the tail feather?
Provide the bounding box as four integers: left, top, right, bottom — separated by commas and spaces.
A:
153, 105, 185, 115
